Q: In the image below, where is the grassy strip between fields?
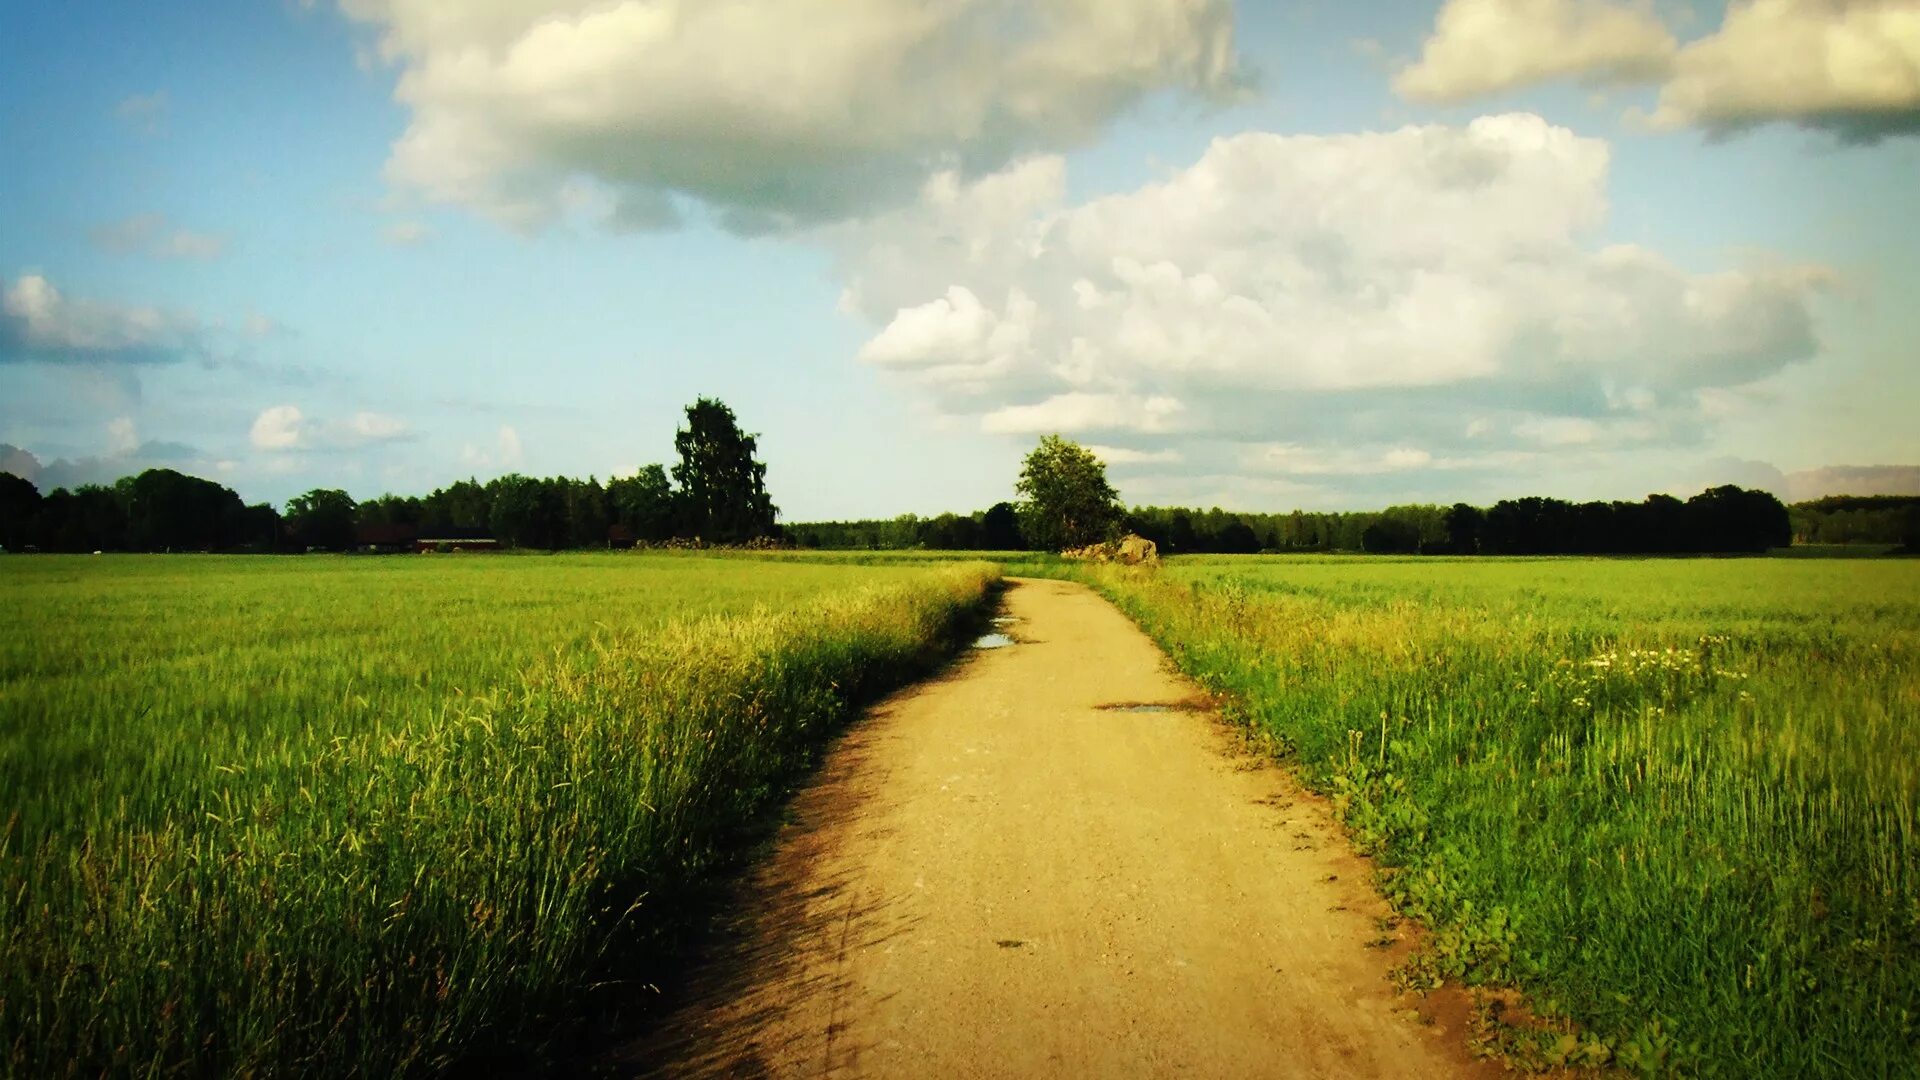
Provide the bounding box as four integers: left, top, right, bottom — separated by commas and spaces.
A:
1, 561, 998, 1077
1055, 559, 1916, 1078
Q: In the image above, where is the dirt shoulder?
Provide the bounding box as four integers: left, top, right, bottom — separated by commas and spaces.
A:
612, 577, 1495, 1078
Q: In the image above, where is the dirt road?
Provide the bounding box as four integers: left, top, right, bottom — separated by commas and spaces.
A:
618, 578, 1484, 1078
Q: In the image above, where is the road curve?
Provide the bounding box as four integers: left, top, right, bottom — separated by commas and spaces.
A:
614, 577, 1486, 1078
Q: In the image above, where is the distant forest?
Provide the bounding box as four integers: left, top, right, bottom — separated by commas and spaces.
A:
799, 487, 1914, 556
1789, 495, 1920, 546
1, 473, 1913, 558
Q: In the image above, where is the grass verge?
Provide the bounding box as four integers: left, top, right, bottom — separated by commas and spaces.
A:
1060, 556, 1917, 1077
1, 556, 997, 1076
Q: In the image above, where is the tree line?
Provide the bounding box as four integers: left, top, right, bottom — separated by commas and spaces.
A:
794, 437, 1812, 556
1788, 495, 1920, 547
0, 398, 780, 553
787, 435, 1807, 556
790, 505, 1025, 551
789, 487, 1803, 557
0, 419, 1898, 556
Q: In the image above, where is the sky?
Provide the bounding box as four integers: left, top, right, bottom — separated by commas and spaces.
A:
1, 0, 1917, 519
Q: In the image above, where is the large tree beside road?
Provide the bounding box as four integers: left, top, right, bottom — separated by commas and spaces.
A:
672, 397, 779, 542
1015, 435, 1123, 552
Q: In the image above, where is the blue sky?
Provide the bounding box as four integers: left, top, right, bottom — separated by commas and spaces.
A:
2, 0, 1916, 518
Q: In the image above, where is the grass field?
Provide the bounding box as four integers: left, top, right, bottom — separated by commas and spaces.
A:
1065, 555, 1918, 1076
0, 553, 997, 1077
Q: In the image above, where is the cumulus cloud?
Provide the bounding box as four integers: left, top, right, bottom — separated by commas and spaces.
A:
339, 0, 1241, 231
0, 434, 224, 492
251, 405, 413, 451
250, 405, 306, 450
1249, 443, 1468, 477
1, 273, 204, 364
831, 114, 1829, 497
982, 392, 1187, 435
1650, 0, 1920, 140
89, 214, 227, 261
1085, 444, 1184, 465
1, 443, 42, 483
461, 425, 527, 470
1395, 0, 1677, 104
106, 416, 139, 455
1784, 464, 1920, 499
1397, 0, 1920, 140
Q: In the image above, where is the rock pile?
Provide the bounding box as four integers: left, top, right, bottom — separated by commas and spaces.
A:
1060, 534, 1159, 566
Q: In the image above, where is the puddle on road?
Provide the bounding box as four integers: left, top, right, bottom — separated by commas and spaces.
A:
972, 632, 1015, 649
991, 616, 1019, 626
1096, 700, 1208, 714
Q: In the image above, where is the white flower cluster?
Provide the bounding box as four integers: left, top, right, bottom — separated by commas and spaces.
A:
1530, 636, 1749, 713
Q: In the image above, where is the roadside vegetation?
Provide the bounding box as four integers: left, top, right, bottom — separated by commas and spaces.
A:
3, 428, 1913, 1078
0, 553, 996, 1076
1063, 555, 1918, 1076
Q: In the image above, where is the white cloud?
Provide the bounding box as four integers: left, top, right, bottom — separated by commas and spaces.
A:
0, 437, 225, 491
251, 405, 306, 450
339, 0, 1241, 231
856, 285, 1038, 389
106, 417, 139, 455
1784, 464, 1920, 500
89, 214, 227, 261
981, 392, 1186, 435
1396, 0, 1920, 140
1395, 0, 1677, 104
1250, 443, 1467, 476
461, 424, 526, 470
343, 410, 410, 443
833, 114, 1829, 496
1650, 0, 1920, 139
1, 273, 202, 362
1085, 443, 1184, 465
251, 405, 412, 451
0, 443, 39, 483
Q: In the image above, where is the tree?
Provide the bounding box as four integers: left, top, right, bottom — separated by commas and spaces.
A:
1014, 435, 1123, 551
0, 472, 41, 550
235, 503, 283, 552
285, 488, 358, 550
1166, 511, 1199, 554
1361, 517, 1421, 554
608, 464, 675, 541
980, 501, 1025, 550
127, 469, 248, 551
357, 494, 423, 528
1215, 521, 1261, 554
488, 474, 563, 549
672, 398, 778, 542
1685, 485, 1790, 553
1443, 503, 1484, 554
562, 477, 610, 549
421, 480, 490, 532
37, 485, 130, 552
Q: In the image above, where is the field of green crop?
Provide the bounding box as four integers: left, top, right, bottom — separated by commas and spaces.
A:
0, 553, 996, 1077
1065, 555, 1917, 1076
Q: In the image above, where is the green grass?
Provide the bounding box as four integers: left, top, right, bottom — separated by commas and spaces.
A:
0, 553, 996, 1077
1063, 555, 1918, 1077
